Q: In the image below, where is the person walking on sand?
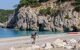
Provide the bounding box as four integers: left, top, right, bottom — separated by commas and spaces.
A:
31, 32, 39, 44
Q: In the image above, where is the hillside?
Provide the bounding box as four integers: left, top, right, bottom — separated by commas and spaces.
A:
0, 9, 14, 23
7, 0, 80, 32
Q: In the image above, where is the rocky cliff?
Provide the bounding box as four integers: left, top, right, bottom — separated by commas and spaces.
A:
7, 0, 80, 32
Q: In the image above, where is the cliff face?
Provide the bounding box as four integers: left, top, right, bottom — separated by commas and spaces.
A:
7, 0, 80, 32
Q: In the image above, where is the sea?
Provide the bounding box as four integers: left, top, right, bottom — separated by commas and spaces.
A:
0, 28, 66, 38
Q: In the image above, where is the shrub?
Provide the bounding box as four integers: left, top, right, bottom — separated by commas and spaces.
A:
64, 15, 71, 19
74, 6, 80, 12
56, 0, 71, 3
39, 8, 47, 15
19, 0, 49, 8
39, 7, 51, 15
19, 0, 40, 7
39, 9, 49, 15
71, 0, 80, 12
39, 0, 49, 3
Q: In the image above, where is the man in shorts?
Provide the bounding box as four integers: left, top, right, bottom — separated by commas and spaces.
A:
31, 32, 39, 44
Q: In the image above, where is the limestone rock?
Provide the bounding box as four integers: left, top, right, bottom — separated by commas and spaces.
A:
7, 0, 80, 32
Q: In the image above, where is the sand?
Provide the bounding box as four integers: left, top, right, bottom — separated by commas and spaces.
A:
0, 32, 80, 50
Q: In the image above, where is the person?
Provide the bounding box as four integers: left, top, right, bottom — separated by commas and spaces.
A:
31, 32, 39, 44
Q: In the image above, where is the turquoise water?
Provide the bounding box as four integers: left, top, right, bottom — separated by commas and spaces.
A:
0, 28, 65, 38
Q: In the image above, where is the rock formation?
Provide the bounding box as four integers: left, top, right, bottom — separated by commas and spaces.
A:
7, 0, 80, 32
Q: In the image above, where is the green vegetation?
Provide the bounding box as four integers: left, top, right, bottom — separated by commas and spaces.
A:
39, 7, 51, 15
0, 9, 14, 23
56, 0, 80, 12
20, 0, 40, 7
17, 0, 49, 9
50, 9, 59, 17
39, 0, 49, 3
64, 15, 71, 19
56, 0, 71, 3
39, 7, 60, 17
71, 0, 80, 12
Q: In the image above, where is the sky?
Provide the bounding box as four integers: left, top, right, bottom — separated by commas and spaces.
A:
0, 0, 20, 10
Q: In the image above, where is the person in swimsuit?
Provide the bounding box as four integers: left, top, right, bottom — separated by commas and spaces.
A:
31, 32, 39, 44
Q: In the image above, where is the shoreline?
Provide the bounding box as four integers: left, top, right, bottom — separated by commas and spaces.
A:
0, 32, 80, 50
0, 33, 67, 42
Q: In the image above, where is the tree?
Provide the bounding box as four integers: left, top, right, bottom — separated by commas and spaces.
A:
18, 0, 49, 8
0, 9, 14, 23
71, 0, 80, 12
19, 0, 40, 7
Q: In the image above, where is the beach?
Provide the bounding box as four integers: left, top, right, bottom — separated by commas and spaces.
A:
0, 33, 80, 50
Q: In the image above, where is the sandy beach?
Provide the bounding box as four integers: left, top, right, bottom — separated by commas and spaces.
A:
0, 33, 80, 50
